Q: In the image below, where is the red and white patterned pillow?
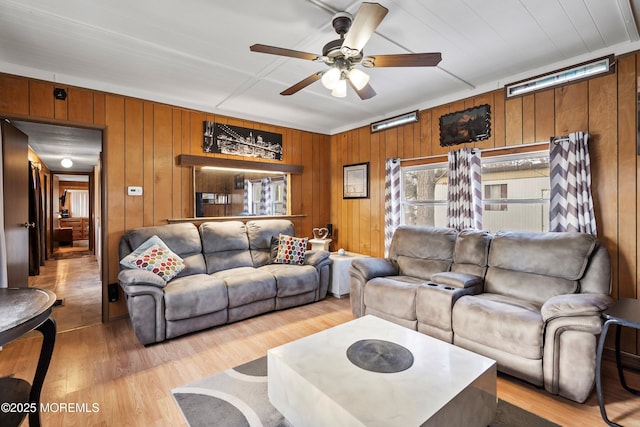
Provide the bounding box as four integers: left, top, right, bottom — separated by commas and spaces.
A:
120, 235, 185, 281
273, 234, 308, 265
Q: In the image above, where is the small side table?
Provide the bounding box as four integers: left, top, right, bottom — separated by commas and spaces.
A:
328, 251, 369, 298
309, 238, 331, 251
596, 298, 640, 427
0, 287, 57, 427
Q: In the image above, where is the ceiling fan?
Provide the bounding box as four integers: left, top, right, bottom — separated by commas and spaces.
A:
250, 2, 442, 100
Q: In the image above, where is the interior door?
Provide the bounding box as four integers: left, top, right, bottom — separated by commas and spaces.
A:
1, 120, 29, 287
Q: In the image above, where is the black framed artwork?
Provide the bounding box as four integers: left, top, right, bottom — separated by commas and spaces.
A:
204, 121, 283, 160
343, 162, 369, 199
439, 104, 491, 147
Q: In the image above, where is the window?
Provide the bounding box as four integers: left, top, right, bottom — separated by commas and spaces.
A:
484, 184, 507, 211
481, 152, 549, 232
399, 150, 549, 232
400, 163, 448, 227
68, 189, 89, 217
247, 176, 287, 215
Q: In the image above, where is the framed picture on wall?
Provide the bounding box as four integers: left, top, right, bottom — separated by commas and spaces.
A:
343, 162, 369, 199
439, 104, 491, 147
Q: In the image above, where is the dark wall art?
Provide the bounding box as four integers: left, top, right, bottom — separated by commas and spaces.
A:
204, 121, 283, 160
439, 104, 491, 147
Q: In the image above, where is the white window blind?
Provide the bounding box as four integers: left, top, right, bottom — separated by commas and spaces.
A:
68, 190, 89, 217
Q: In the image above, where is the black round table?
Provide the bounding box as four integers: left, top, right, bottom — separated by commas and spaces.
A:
596, 297, 640, 427
0, 287, 57, 427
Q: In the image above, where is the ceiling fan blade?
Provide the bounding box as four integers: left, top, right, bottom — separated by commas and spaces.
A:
364, 52, 442, 67
250, 44, 320, 61
280, 72, 322, 96
348, 80, 376, 100
341, 3, 388, 57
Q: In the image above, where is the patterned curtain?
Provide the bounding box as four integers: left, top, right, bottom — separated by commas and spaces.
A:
446, 148, 482, 230
259, 177, 272, 215
384, 158, 401, 257
281, 175, 287, 215
243, 179, 250, 213
549, 132, 597, 234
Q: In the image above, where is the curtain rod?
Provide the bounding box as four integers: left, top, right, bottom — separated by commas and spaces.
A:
401, 141, 549, 162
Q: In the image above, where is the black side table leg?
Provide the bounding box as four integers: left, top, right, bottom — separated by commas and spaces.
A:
597, 320, 622, 427
615, 324, 640, 395
28, 317, 56, 427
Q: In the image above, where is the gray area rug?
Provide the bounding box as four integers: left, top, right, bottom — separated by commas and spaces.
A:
171, 356, 561, 427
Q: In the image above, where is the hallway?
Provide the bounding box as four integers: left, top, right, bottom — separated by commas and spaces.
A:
28, 255, 102, 332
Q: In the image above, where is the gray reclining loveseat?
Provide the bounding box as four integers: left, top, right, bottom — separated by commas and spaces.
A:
349, 226, 612, 403
118, 219, 330, 345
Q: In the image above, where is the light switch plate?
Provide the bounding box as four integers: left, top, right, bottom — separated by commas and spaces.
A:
128, 186, 143, 196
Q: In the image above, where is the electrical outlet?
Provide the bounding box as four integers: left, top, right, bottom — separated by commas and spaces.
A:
128, 186, 143, 196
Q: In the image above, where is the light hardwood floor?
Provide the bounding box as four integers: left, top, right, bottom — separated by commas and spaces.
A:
28, 254, 102, 332
2, 293, 639, 426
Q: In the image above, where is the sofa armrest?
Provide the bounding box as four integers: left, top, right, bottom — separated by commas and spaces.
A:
118, 269, 167, 289
350, 258, 399, 282
303, 249, 330, 267
541, 293, 614, 322
431, 272, 482, 289
349, 258, 398, 318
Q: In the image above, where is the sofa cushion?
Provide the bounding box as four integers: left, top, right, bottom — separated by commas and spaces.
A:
164, 274, 228, 321
120, 235, 185, 281
211, 267, 276, 308
273, 234, 308, 265
485, 268, 578, 305
389, 226, 457, 280
259, 264, 318, 297
364, 276, 424, 321
451, 229, 492, 277
488, 231, 597, 280
246, 219, 295, 267
453, 294, 544, 360
200, 221, 253, 274
123, 222, 206, 276
396, 257, 451, 281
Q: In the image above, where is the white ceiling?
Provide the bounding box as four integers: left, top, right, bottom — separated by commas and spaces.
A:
12, 120, 101, 173
2, 0, 640, 138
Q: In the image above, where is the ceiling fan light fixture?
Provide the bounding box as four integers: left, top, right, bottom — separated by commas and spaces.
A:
61, 158, 73, 168
348, 68, 370, 90
321, 68, 341, 89
331, 79, 347, 97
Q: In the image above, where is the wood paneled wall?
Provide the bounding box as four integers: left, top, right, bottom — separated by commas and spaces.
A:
0, 73, 330, 320
330, 52, 639, 354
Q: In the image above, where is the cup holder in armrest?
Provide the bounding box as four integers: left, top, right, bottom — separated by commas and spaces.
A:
424, 282, 455, 291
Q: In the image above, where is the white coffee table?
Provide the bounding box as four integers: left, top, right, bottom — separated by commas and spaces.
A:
268, 315, 496, 427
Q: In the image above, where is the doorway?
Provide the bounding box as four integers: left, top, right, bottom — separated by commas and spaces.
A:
51, 172, 92, 259
10, 120, 104, 332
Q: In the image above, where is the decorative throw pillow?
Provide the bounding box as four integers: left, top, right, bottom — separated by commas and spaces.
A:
273, 234, 308, 265
120, 235, 185, 281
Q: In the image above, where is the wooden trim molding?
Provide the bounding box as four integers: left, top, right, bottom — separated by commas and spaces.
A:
167, 214, 306, 225
176, 154, 304, 174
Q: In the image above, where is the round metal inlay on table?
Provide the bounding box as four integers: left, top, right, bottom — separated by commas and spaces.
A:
346, 339, 414, 373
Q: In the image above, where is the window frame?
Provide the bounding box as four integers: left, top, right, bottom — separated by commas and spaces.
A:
398, 145, 550, 232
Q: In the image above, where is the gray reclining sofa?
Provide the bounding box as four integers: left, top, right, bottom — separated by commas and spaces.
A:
118, 219, 330, 345
349, 226, 612, 403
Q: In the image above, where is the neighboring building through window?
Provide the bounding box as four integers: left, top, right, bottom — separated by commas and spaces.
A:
484, 184, 507, 211
400, 150, 550, 232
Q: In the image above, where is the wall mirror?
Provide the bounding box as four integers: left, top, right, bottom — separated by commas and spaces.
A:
194, 167, 290, 218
